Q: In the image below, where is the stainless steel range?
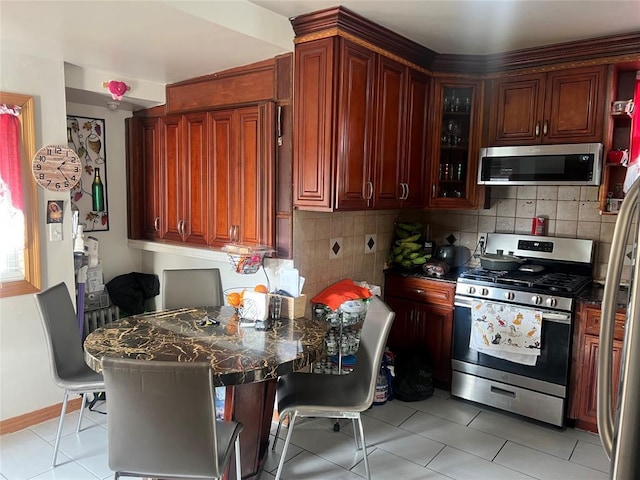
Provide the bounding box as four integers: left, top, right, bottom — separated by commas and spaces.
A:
451, 233, 594, 427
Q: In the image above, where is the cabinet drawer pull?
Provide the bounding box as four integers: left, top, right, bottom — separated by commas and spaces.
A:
491, 386, 516, 398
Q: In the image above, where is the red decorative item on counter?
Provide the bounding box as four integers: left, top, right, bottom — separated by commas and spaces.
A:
531, 216, 547, 236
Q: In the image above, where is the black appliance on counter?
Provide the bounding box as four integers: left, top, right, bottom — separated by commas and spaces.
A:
452, 233, 594, 427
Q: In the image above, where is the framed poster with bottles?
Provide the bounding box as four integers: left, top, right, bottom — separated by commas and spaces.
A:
66, 115, 109, 232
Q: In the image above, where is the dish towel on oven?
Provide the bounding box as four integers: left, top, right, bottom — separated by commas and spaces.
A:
469, 300, 543, 366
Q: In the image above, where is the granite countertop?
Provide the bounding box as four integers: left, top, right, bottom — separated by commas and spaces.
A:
577, 283, 630, 310
84, 306, 328, 386
384, 266, 470, 284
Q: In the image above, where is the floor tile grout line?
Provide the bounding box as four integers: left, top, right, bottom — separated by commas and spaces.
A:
490, 438, 509, 462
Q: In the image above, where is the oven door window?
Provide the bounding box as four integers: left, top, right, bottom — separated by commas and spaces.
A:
452, 305, 571, 386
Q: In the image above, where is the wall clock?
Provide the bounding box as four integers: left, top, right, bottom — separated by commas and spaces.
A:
31, 145, 82, 191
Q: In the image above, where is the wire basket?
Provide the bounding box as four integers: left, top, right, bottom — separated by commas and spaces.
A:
222, 244, 274, 275
227, 253, 263, 274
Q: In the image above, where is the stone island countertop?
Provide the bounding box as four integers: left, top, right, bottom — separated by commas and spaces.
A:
84, 306, 328, 385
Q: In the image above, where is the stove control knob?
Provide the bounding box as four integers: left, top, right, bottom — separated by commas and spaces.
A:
546, 297, 557, 308
480, 288, 489, 296
505, 291, 515, 301
467, 286, 476, 295
532, 295, 542, 305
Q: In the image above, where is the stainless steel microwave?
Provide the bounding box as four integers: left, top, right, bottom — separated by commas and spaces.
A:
477, 143, 603, 186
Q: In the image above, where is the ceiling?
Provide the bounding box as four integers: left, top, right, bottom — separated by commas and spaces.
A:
2, 0, 639, 110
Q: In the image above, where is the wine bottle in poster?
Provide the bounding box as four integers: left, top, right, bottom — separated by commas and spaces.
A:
92, 168, 105, 212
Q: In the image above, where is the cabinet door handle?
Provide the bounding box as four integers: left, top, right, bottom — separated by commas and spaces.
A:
535, 122, 540, 137
415, 289, 424, 294
154, 217, 160, 232
543, 120, 548, 135
432, 184, 436, 198
404, 183, 409, 200
367, 181, 373, 200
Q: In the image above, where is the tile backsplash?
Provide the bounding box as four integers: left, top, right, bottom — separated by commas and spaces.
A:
292, 185, 631, 304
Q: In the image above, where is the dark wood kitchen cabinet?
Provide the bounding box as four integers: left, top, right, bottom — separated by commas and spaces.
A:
208, 104, 275, 248
384, 273, 455, 388
571, 302, 626, 433
293, 36, 430, 211
427, 77, 483, 209
131, 115, 165, 240
487, 65, 606, 146
162, 113, 209, 246
128, 104, 275, 250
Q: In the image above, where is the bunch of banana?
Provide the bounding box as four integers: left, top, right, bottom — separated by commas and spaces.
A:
388, 222, 431, 268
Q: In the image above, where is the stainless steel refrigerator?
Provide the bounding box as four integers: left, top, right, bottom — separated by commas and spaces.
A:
598, 176, 640, 479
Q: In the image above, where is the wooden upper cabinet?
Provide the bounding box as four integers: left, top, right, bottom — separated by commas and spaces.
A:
335, 39, 376, 210
293, 38, 335, 210
162, 114, 208, 246
293, 36, 428, 211
140, 116, 165, 240
372, 55, 407, 209
208, 104, 275, 248
162, 115, 182, 243
488, 65, 606, 146
428, 78, 483, 209
181, 112, 209, 246
402, 70, 429, 208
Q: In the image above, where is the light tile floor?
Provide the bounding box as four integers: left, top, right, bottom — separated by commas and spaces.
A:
0, 389, 610, 480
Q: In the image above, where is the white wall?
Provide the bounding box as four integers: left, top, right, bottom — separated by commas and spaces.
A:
0, 58, 146, 422
0, 51, 78, 420
65, 102, 142, 284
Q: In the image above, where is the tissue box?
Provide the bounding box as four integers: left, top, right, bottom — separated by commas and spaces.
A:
239, 291, 269, 321
279, 294, 307, 319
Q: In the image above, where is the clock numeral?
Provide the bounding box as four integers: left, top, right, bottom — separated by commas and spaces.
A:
39, 155, 47, 162
35, 164, 42, 170
38, 173, 45, 179
55, 182, 61, 189
47, 147, 62, 155
64, 181, 69, 188
70, 175, 77, 181
46, 179, 51, 187
74, 167, 79, 172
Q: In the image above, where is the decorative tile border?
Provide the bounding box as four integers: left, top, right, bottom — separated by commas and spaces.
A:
329, 237, 343, 259
364, 234, 377, 254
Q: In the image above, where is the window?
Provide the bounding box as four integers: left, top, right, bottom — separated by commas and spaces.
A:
0, 92, 40, 297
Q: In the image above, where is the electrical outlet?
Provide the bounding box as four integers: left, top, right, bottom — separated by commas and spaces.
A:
48, 223, 63, 242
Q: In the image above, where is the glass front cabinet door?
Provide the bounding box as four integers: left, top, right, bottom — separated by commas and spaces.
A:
428, 78, 483, 209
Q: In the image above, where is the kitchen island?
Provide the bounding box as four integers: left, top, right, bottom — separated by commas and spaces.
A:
84, 306, 328, 480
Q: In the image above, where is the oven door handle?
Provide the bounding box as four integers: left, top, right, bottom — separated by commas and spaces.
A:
455, 296, 571, 324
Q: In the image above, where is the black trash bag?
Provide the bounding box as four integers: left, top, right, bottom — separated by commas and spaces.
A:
105, 272, 160, 315
392, 348, 434, 402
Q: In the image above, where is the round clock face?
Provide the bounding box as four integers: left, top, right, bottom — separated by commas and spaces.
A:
32, 145, 82, 192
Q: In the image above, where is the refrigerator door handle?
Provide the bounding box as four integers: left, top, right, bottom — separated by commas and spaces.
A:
598, 177, 639, 462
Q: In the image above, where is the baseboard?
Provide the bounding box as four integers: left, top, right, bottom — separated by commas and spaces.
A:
0, 397, 82, 435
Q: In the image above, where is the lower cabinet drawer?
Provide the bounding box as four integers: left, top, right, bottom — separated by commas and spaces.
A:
584, 306, 626, 340
384, 275, 455, 307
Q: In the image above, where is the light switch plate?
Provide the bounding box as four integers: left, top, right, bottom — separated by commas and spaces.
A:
48, 223, 63, 241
